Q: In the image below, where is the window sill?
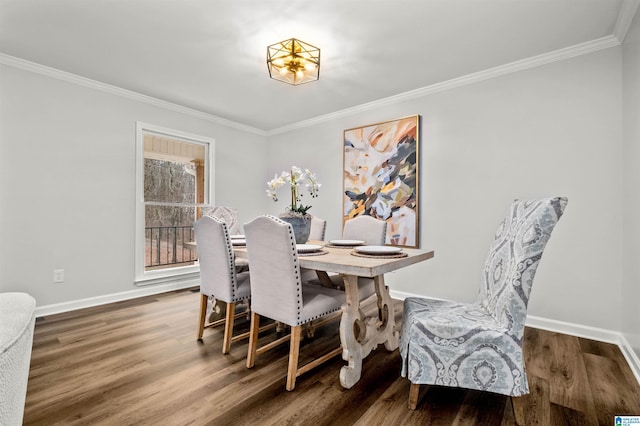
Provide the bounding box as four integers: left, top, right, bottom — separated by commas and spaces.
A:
135, 265, 200, 288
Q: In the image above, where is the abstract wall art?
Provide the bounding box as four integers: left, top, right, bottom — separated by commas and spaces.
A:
343, 115, 420, 247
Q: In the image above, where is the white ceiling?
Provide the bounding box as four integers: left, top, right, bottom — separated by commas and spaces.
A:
0, 0, 632, 132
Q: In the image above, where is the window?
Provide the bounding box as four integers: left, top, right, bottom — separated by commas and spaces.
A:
135, 122, 215, 284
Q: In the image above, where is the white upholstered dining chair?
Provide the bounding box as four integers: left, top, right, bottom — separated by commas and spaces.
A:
244, 215, 346, 391
308, 215, 327, 241
300, 215, 327, 283
399, 197, 567, 424
343, 215, 387, 245
199, 205, 249, 273
193, 215, 251, 354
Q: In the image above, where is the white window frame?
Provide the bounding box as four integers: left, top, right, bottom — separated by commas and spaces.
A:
134, 121, 215, 285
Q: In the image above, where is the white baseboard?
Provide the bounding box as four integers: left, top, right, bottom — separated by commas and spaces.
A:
390, 290, 640, 386
34, 279, 199, 317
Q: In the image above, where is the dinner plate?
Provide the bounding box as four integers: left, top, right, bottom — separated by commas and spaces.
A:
231, 238, 246, 246
297, 244, 323, 253
329, 239, 366, 246
230, 234, 245, 239
354, 245, 403, 255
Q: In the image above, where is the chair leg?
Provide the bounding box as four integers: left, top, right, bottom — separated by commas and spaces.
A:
511, 396, 525, 426
246, 312, 260, 368
408, 382, 420, 410
286, 325, 302, 391
222, 302, 236, 354
197, 294, 207, 340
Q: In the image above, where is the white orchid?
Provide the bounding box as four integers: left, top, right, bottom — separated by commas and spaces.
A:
267, 166, 321, 215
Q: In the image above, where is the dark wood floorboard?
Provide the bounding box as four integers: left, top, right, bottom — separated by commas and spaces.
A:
23, 288, 640, 425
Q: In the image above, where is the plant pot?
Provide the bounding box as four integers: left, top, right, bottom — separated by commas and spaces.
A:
279, 214, 312, 244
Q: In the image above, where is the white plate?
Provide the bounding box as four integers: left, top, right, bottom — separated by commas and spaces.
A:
230, 234, 245, 239
354, 245, 403, 255
329, 239, 366, 246
231, 239, 246, 246
297, 244, 323, 253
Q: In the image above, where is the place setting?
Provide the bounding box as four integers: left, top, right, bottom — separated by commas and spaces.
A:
350, 245, 408, 259
296, 244, 328, 256
324, 239, 366, 249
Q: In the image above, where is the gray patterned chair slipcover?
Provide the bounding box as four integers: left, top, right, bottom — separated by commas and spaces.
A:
400, 197, 567, 403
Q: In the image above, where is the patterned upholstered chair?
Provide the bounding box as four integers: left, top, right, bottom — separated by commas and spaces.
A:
399, 197, 567, 422
199, 206, 242, 235
244, 215, 346, 391
193, 215, 252, 354
343, 215, 387, 245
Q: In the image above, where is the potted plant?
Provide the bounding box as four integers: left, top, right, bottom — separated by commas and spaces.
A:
267, 166, 321, 243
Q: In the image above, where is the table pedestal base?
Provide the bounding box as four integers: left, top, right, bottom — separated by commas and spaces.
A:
339, 274, 399, 389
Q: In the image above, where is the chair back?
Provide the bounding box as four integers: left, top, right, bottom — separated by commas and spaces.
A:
244, 215, 302, 325
193, 215, 240, 302
309, 216, 327, 241
200, 206, 241, 235
477, 197, 567, 340
343, 215, 387, 245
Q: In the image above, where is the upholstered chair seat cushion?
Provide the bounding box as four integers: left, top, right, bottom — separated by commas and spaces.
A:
296, 283, 346, 324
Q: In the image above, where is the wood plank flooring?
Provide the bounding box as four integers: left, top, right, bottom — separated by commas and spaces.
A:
23, 288, 640, 425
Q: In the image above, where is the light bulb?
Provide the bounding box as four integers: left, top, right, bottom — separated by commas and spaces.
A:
304, 63, 315, 70
279, 67, 288, 76
296, 69, 304, 79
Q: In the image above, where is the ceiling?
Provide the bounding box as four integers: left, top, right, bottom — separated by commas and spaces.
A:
0, 0, 631, 132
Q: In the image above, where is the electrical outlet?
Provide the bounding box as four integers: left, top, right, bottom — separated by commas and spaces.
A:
53, 269, 64, 283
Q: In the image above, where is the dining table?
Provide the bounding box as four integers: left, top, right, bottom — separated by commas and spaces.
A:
233, 240, 435, 389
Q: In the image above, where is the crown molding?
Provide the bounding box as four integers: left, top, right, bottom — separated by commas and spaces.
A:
1, 28, 626, 138
266, 35, 620, 136
614, 0, 640, 43
0, 53, 267, 136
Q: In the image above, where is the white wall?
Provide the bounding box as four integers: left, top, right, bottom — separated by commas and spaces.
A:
0, 64, 268, 306
622, 9, 640, 358
267, 47, 624, 332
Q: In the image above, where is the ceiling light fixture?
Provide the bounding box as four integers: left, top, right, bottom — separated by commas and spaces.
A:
267, 38, 320, 86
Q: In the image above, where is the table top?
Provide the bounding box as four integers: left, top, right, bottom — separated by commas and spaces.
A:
234, 241, 434, 278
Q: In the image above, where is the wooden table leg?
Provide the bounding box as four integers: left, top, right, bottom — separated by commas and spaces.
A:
374, 275, 399, 351
339, 274, 363, 389
338, 274, 399, 389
